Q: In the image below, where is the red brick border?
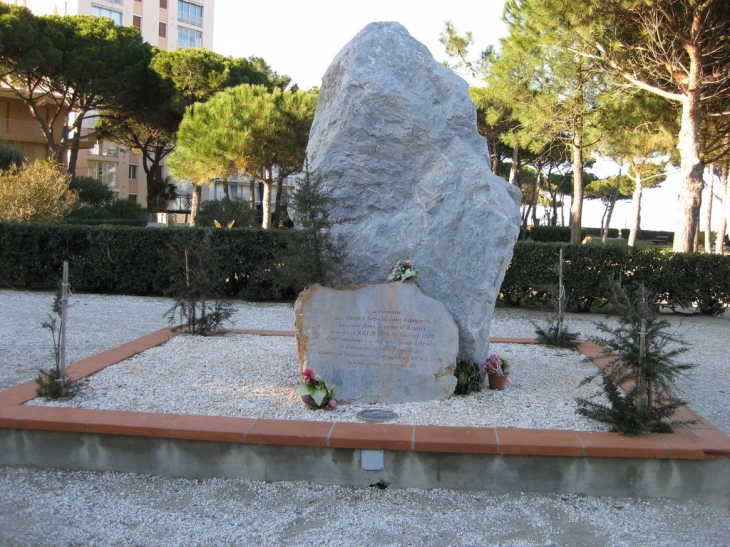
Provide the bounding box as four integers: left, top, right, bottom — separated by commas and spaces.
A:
1, 329, 729, 460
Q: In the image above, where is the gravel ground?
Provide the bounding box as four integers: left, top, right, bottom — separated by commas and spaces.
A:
1, 289, 729, 546
25, 332, 610, 431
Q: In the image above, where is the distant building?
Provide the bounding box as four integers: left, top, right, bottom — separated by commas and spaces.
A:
0, 86, 95, 161
2, 0, 215, 209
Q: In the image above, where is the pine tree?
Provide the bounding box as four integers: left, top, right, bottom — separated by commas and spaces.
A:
577, 284, 697, 435
287, 161, 344, 288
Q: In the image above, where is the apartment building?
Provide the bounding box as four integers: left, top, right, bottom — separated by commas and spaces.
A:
2, 0, 215, 207
0, 87, 94, 162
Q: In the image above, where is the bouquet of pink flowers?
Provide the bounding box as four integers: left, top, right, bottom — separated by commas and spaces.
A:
296, 368, 338, 409
387, 260, 418, 282
484, 354, 510, 375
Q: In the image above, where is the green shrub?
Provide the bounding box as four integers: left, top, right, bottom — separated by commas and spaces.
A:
0, 160, 79, 222
454, 361, 483, 395
0, 222, 307, 300
526, 226, 572, 242
583, 227, 621, 238
69, 176, 115, 207
501, 241, 730, 315
638, 229, 674, 243
0, 143, 26, 171
196, 197, 260, 228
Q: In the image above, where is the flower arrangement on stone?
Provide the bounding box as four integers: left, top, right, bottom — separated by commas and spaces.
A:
387, 260, 418, 282
484, 354, 510, 375
296, 368, 338, 409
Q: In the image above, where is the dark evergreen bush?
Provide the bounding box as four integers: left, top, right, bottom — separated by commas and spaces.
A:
577, 285, 697, 435
500, 242, 730, 315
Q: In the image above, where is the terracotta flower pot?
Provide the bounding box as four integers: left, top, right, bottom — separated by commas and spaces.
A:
301, 395, 330, 409
487, 373, 509, 390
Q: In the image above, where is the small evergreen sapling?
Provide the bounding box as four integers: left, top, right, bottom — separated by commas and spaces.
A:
165, 231, 235, 335
288, 160, 344, 287
576, 285, 697, 435
535, 247, 580, 347
36, 293, 80, 399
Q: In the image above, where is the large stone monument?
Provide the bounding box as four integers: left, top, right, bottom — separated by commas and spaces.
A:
295, 283, 458, 404
303, 22, 522, 364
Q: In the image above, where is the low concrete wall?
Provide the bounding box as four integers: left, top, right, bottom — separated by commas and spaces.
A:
3, 429, 728, 503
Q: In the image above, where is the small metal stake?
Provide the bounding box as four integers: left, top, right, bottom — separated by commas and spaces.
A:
558, 247, 565, 337
59, 261, 69, 394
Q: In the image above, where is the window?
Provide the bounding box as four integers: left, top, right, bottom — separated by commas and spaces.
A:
133, 15, 141, 29
107, 0, 123, 5
91, 5, 122, 25
88, 161, 118, 188
91, 140, 118, 157
177, 26, 202, 49
0, 101, 8, 133
160, 0, 167, 8
129, 165, 138, 180
159, 21, 167, 37
178, 0, 202, 27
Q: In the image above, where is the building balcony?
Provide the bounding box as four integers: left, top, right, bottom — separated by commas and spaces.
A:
0, 118, 93, 148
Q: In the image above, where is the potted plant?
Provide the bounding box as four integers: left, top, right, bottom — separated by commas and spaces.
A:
296, 368, 338, 409
484, 354, 510, 390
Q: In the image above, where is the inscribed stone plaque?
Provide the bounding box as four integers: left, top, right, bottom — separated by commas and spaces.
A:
294, 283, 458, 404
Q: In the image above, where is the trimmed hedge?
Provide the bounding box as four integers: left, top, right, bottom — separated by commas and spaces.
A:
526, 225, 676, 243
2, 223, 728, 314
525, 226, 572, 242
501, 241, 730, 315
0, 222, 300, 300
61, 218, 147, 227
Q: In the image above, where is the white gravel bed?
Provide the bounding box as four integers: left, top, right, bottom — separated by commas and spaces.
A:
3, 288, 729, 433
27, 333, 609, 431
1, 466, 728, 547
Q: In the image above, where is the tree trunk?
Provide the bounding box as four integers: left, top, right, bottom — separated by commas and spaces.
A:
704, 166, 714, 253
261, 167, 273, 229
67, 136, 80, 175
716, 156, 729, 255
222, 180, 229, 200
628, 175, 643, 247
508, 145, 520, 188
570, 129, 584, 244
249, 180, 256, 208
551, 194, 558, 226
273, 176, 284, 227
602, 199, 616, 244
530, 171, 540, 227
189, 184, 202, 227
673, 51, 705, 253
602, 173, 621, 244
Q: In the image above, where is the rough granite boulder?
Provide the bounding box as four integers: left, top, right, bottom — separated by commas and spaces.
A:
303, 22, 522, 364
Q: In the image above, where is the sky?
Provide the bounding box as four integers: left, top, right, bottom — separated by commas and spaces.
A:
212, 0, 509, 90
210, 0, 713, 233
